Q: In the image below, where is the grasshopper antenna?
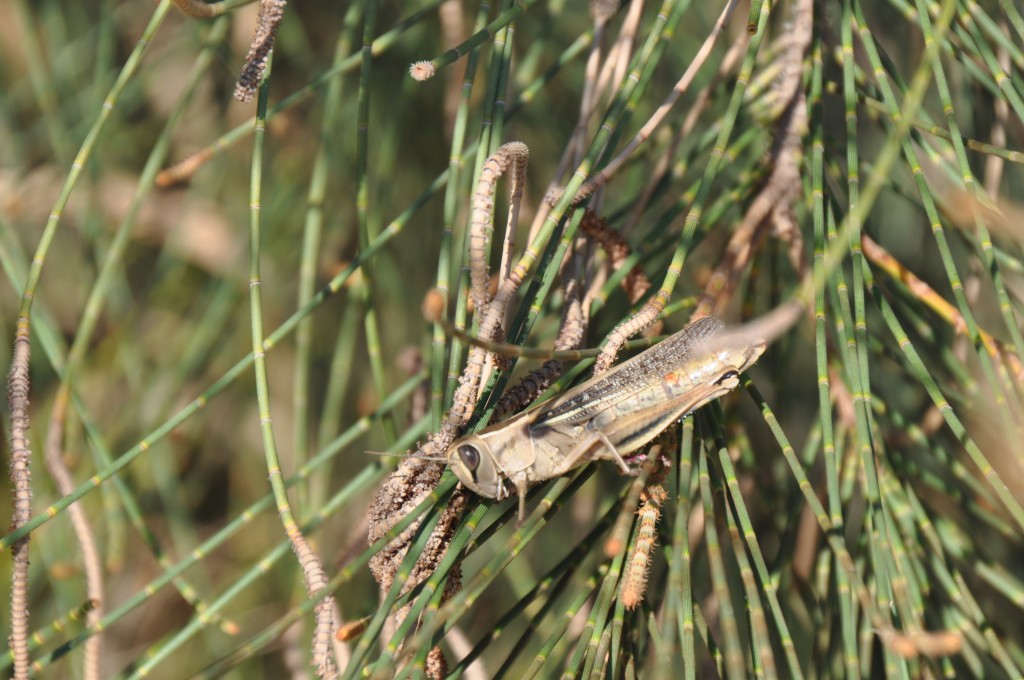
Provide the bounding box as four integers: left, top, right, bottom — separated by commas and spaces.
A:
422, 289, 563, 359
421, 288, 657, 361
365, 449, 447, 462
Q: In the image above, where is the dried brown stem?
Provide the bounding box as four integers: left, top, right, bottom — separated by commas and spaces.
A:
592, 289, 669, 374
604, 453, 661, 558
368, 458, 447, 594
437, 226, 533, 449
624, 38, 746, 234
368, 457, 469, 660
569, 209, 660, 374
599, 0, 743, 188
366, 144, 549, 654
544, 0, 641, 222
234, 0, 288, 103
301, 542, 337, 678
984, 37, 1009, 196
557, 21, 605, 179
613, 437, 671, 610
620, 483, 667, 609
469, 142, 529, 312
547, 0, 744, 211
439, 0, 466, 144
593, 0, 644, 107
170, 0, 220, 18
44, 391, 104, 680
493, 267, 587, 421
579, 210, 650, 304
367, 152, 544, 627
493, 207, 653, 420
6, 331, 32, 680
155, 148, 215, 187
693, 0, 811, 320
551, 0, 629, 192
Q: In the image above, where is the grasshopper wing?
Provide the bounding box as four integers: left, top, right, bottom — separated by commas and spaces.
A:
532, 316, 726, 428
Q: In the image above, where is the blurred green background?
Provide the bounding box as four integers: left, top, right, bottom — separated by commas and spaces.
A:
2, 0, 1024, 678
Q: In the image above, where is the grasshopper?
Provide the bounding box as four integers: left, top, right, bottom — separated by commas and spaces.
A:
445, 316, 768, 520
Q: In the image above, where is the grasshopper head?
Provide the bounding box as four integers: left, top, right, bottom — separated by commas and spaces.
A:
446, 435, 505, 499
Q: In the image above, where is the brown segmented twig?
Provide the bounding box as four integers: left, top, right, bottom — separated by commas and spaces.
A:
604, 435, 671, 610
593, 0, 644, 112
579, 209, 651, 304
492, 207, 653, 420
592, 293, 668, 375
435, 144, 534, 451
366, 145, 532, 663
593, 0, 743, 188
571, 209, 660, 376
366, 457, 471, 633
364, 135, 668, 657
155, 148, 215, 187
545, 0, 629, 191
420, 301, 669, 363
620, 483, 668, 610
368, 143, 533, 604
546, 0, 744, 212
170, 0, 233, 18
555, 0, 624, 184
557, 4, 750, 375
44, 396, 104, 680
492, 258, 588, 421
438, 0, 466, 144
469, 142, 529, 312
538, 0, 641, 226
693, 0, 811, 321
7, 329, 32, 680
234, 0, 288, 103
624, 38, 747, 235
603, 453, 661, 559
368, 457, 447, 594
984, 37, 1010, 196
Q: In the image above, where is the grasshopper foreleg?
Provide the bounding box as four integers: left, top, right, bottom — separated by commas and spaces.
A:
549, 431, 638, 478
515, 477, 529, 526
512, 434, 636, 526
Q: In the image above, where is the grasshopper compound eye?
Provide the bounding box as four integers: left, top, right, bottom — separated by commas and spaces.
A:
446, 437, 504, 499
457, 444, 480, 472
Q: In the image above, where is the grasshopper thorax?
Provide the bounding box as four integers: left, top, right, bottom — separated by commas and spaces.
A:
446, 435, 506, 500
